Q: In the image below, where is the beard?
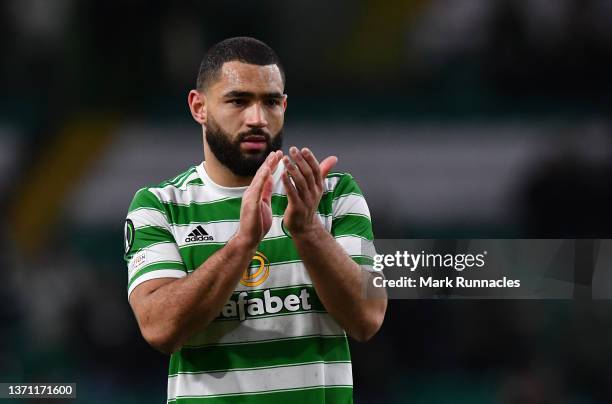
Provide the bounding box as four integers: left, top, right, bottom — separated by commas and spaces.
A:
205, 117, 283, 177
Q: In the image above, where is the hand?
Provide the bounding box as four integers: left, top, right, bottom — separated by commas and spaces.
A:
281, 147, 338, 237
236, 151, 283, 249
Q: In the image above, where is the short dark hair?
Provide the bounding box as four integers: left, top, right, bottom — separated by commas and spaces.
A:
196, 37, 285, 91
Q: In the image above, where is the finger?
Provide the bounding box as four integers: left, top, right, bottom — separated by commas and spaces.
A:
268, 150, 283, 172
319, 156, 338, 179
281, 170, 300, 204
253, 152, 273, 180
251, 167, 271, 201
283, 155, 308, 199
301, 148, 321, 183
261, 173, 273, 205
247, 153, 274, 199
249, 150, 281, 203
290, 147, 316, 190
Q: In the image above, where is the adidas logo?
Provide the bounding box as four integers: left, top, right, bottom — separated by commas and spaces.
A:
185, 225, 214, 242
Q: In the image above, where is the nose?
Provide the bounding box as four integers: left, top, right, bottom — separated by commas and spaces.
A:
244, 102, 268, 128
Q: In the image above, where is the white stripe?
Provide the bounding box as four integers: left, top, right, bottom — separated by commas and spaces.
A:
167, 362, 352, 400
128, 242, 183, 279
272, 174, 342, 197
335, 236, 376, 257
324, 176, 342, 193
127, 269, 186, 298
128, 208, 169, 230
332, 193, 371, 219
183, 312, 344, 347
360, 264, 378, 273
175, 214, 330, 248
148, 184, 230, 205
271, 175, 288, 195
149, 171, 343, 206
142, 171, 344, 208
175, 218, 276, 248
274, 175, 341, 197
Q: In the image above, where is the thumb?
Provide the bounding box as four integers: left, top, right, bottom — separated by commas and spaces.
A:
319, 156, 338, 179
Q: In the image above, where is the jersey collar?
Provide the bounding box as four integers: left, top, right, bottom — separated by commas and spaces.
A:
196, 160, 284, 197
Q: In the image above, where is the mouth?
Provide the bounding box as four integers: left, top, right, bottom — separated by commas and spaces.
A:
240, 135, 268, 151
242, 135, 266, 142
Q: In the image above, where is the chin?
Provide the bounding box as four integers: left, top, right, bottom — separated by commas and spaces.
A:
243, 151, 267, 158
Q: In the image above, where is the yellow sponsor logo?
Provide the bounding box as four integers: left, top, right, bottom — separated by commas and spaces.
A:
240, 251, 270, 287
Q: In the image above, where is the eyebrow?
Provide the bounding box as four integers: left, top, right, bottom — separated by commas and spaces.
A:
222, 90, 284, 99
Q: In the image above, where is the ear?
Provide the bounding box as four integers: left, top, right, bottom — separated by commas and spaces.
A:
188, 89, 207, 125
282, 94, 288, 112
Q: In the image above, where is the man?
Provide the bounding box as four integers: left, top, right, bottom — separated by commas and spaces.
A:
124, 37, 387, 403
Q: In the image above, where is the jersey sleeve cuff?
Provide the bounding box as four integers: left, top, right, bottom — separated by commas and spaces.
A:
127, 269, 187, 299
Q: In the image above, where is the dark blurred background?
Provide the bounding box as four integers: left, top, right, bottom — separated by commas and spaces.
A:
1, 0, 612, 403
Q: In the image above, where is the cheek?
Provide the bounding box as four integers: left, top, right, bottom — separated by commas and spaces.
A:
267, 108, 284, 128
211, 108, 243, 132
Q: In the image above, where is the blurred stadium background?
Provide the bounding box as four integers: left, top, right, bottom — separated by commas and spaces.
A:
1, 0, 612, 402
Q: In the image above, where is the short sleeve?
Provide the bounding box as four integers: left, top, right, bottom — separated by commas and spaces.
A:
124, 188, 187, 298
329, 174, 378, 272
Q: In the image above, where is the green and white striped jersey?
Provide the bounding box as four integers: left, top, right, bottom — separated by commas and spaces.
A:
124, 161, 375, 403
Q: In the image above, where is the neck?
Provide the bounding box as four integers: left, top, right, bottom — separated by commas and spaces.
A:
203, 141, 254, 187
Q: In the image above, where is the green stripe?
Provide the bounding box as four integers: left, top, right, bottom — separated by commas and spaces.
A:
169, 170, 191, 187
163, 196, 240, 223
335, 233, 371, 241
179, 230, 374, 271
332, 214, 373, 240
176, 168, 198, 188
129, 172, 353, 214
161, 195, 334, 226
159, 167, 196, 188
331, 173, 360, 198
126, 227, 175, 259
129, 174, 362, 225
128, 188, 164, 213
168, 212, 331, 231
335, 213, 370, 220
186, 332, 345, 349
179, 235, 299, 271
128, 261, 185, 289
351, 256, 374, 265
172, 385, 352, 403
169, 335, 349, 375
169, 169, 191, 185
185, 177, 204, 186
154, 184, 362, 226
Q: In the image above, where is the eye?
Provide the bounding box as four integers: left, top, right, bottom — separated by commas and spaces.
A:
228, 99, 247, 106
264, 98, 281, 107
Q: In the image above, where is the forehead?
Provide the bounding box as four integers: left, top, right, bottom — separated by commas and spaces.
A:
209, 61, 284, 95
